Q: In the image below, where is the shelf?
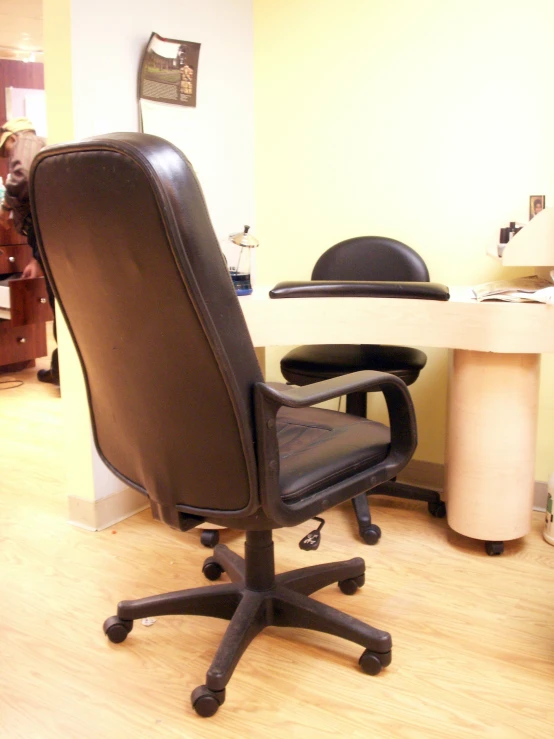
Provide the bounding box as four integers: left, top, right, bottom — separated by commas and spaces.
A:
500, 207, 554, 267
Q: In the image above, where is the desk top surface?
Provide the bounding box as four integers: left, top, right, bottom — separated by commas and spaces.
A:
239, 286, 554, 354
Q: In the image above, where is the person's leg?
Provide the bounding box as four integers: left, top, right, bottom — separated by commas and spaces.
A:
24, 217, 59, 385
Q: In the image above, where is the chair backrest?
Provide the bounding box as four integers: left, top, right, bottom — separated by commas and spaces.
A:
311, 236, 429, 282
30, 133, 263, 524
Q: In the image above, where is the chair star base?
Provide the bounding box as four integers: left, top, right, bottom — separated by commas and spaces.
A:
103, 531, 392, 717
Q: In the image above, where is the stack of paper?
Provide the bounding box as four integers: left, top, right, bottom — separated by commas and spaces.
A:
472, 275, 554, 304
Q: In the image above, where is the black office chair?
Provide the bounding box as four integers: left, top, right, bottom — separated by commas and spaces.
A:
280, 237, 446, 545
30, 134, 417, 718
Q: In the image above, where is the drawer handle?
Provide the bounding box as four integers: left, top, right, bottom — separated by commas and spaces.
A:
8, 256, 16, 263
39, 298, 47, 304
17, 337, 26, 344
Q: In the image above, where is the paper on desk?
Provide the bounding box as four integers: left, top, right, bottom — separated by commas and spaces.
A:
472, 275, 554, 304
448, 286, 475, 302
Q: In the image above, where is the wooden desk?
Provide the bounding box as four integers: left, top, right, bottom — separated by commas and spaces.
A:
240, 287, 554, 546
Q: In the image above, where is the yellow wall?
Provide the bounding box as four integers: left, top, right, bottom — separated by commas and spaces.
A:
43, 0, 98, 501
43, 0, 74, 144
254, 0, 554, 478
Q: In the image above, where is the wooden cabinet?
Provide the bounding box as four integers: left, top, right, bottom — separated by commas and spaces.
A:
0, 223, 53, 372
0, 243, 31, 272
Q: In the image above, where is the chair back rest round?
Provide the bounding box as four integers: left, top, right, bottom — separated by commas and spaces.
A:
311, 236, 429, 282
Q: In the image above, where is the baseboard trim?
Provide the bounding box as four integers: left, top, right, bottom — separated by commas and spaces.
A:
399, 459, 548, 512
66, 461, 548, 530
68, 487, 149, 531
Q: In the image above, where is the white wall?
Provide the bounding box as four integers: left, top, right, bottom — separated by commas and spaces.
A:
66, 0, 255, 499
70, 0, 254, 240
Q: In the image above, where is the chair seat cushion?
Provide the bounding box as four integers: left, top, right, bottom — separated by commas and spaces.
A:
280, 344, 427, 387
276, 406, 390, 502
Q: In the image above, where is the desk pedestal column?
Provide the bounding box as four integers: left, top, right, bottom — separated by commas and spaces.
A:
445, 349, 540, 542
255, 347, 266, 377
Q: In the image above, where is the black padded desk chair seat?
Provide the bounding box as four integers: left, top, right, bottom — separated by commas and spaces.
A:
280, 237, 446, 545
30, 134, 417, 718
282, 343, 427, 388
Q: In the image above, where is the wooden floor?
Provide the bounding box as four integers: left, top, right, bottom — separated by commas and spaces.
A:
1, 329, 554, 738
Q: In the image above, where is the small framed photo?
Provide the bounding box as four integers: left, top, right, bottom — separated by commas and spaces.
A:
529, 195, 545, 220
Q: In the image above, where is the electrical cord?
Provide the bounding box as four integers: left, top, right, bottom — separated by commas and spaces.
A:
0, 376, 24, 390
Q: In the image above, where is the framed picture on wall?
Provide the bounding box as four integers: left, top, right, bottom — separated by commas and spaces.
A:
529, 195, 545, 220
139, 32, 201, 108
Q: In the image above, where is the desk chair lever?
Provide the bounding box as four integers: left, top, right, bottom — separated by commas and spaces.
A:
299, 516, 326, 551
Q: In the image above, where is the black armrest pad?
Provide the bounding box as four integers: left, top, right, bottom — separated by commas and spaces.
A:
257, 371, 410, 408
269, 280, 450, 301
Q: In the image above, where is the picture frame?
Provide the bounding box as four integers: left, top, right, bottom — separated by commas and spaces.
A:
139, 32, 201, 108
529, 195, 545, 220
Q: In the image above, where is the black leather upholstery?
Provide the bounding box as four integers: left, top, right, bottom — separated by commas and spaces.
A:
30, 135, 418, 717
32, 137, 262, 521
311, 236, 429, 281
280, 344, 427, 387
277, 407, 390, 502
270, 280, 450, 300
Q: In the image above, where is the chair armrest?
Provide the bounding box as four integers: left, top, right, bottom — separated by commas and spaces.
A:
254, 371, 417, 526
269, 280, 450, 301
258, 370, 408, 408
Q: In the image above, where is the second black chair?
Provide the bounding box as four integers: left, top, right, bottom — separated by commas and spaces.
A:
280, 236, 446, 544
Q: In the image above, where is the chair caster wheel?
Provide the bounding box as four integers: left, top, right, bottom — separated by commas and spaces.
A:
202, 557, 224, 581
428, 500, 446, 518
338, 573, 365, 595
359, 649, 391, 675
360, 524, 381, 545
103, 615, 134, 643
191, 685, 226, 717
200, 530, 220, 548
485, 540, 504, 556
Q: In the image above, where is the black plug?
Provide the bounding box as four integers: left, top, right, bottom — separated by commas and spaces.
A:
299, 517, 326, 551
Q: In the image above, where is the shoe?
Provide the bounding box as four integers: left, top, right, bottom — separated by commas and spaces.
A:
37, 368, 60, 386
